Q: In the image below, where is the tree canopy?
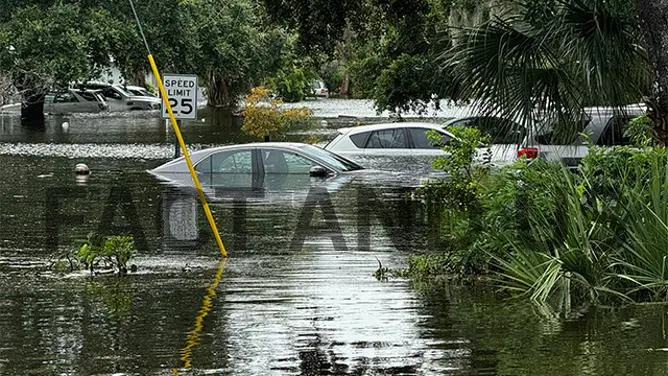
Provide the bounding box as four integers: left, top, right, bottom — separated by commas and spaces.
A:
3, 0, 668, 126
0, 0, 289, 109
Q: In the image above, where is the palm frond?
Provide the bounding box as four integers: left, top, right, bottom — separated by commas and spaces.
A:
442, 0, 649, 143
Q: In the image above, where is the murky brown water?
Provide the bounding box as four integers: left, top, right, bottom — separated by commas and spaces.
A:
0, 112, 667, 375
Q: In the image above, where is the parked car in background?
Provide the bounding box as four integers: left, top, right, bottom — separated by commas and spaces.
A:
326, 122, 453, 157
518, 104, 646, 168
78, 83, 161, 111
43, 89, 108, 115
312, 80, 329, 98
444, 104, 647, 169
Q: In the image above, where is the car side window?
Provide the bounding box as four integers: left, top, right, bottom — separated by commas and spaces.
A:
262, 150, 315, 174
53, 92, 78, 103
408, 127, 449, 149
196, 150, 253, 174
102, 87, 123, 100
213, 150, 252, 173
350, 132, 371, 148
196, 150, 254, 187
597, 116, 634, 146
77, 91, 97, 102
366, 128, 408, 148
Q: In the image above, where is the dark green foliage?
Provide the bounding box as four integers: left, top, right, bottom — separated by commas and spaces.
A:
266, 36, 319, 102
1, 3, 125, 89
359, 0, 457, 114
262, 0, 360, 54
411, 117, 668, 308
373, 54, 442, 114
414, 125, 491, 274
269, 67, 315, 102
0, 0, 291, 109
446, 0, 650, 142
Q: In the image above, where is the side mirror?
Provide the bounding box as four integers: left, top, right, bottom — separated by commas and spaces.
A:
309, 165, 330, 177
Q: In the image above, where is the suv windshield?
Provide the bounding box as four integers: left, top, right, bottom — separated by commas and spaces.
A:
297, 145, 364, 171
534, 114, 591, 145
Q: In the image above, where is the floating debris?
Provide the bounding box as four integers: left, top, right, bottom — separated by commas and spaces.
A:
74, 163, 90, 175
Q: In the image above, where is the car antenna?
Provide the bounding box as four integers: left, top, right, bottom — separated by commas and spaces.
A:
127, 0, 228, 259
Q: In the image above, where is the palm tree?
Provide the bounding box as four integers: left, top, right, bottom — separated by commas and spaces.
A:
444, 0, 665, 143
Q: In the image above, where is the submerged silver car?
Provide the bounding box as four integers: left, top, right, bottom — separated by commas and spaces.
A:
149, 143, 369, 199
43, 89, 109, 115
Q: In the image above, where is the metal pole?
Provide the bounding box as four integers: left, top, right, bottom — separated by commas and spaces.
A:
129, 0, 227, 259
175, 119, 181, 159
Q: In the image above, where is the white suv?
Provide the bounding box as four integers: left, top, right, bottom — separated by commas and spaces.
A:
520, 104, 646, 168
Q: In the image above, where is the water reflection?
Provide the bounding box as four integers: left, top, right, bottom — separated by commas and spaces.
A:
176, 258, 226, 372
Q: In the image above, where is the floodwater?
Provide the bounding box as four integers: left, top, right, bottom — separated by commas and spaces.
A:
0, 109, 667, 375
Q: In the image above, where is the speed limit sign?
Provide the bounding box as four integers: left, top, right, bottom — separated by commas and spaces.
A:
162, 74, 198, 120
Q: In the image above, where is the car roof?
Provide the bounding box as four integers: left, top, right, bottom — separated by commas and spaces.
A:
583, 103, 646, 117
167, 142, 326, 162
193, 142, 311, 153
153, 142, 352, 174
445, 104, 647, 124
336, 122, 445, 135
124, 85, 147, 91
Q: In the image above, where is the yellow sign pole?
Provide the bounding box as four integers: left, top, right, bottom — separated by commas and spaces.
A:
147, 55, 228, 258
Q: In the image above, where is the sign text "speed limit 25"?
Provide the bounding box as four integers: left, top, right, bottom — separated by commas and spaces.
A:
162, 74, 197, 120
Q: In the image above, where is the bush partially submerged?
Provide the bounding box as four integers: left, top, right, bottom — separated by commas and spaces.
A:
52, 234, 137, 276
241, 86, 312, 141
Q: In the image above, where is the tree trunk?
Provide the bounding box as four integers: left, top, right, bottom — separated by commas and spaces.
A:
131, 71, 147, 87
20, 90, 44, 126
336, 24, 353, 96
638, 0, 668, 145
207, 73, 234, 110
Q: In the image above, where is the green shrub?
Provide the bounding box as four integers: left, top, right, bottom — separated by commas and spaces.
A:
492, 165, 619, 307
493, 147, 668, 307
76, 234, 136, 275
268, 66, 317, 102
408, 128, 668, 308
413, 125, 491, 275
612, 153, 668, 302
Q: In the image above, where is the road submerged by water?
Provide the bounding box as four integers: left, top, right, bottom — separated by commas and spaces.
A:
0, 107, 666, 375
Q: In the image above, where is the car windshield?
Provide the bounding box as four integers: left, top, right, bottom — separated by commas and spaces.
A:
297, 145, 364, 171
